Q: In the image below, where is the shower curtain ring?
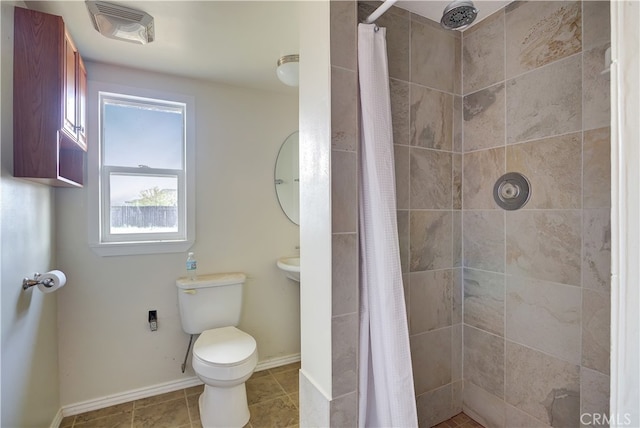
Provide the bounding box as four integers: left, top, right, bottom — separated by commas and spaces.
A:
374, 24, 380, 32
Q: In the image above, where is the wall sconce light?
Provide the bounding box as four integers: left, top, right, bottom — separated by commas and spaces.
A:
86, 1, 155, 45
276, 55, 299, 87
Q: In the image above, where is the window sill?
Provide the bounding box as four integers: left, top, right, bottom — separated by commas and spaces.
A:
90, 239, 194, 257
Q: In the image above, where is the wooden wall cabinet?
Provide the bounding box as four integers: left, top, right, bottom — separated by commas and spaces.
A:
13, 7, 87, 187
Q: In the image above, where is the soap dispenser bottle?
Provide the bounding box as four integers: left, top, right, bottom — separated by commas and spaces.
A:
186, 252, 197, 280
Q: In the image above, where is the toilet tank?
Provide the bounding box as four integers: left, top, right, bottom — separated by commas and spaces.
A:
176, 272, 246, 335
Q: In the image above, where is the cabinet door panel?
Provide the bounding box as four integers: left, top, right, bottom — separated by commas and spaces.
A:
77, 57, 88, 150
63, 32, 77, 137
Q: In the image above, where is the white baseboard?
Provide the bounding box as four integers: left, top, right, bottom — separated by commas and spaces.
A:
255, 353, 300, 372
49, 408, 63, 428
61, 377, 203, 418
58, 353, 300, 420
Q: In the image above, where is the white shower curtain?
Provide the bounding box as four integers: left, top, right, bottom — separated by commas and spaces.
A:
357, 23, 418, 428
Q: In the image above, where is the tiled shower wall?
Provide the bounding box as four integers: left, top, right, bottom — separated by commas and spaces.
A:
329, 0, 359, 425
329, 1, 610, 427
460, 2, 611, 427
356, 2, 466, 427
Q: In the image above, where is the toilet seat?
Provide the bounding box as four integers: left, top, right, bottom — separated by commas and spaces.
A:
192, 326, 257, 382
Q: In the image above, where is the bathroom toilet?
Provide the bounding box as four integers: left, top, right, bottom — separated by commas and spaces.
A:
176, 273, 257, 428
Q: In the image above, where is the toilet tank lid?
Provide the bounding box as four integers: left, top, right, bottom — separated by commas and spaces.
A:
176, 272, 246, 289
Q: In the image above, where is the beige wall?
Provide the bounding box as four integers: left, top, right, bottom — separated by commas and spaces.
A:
460, 2, 611, 426
0, 2, 61, 426
56, 62, 299, 406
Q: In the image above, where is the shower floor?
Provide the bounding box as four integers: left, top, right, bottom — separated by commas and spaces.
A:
434, 412, 485, 428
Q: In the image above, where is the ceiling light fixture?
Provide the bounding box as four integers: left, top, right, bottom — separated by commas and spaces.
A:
86, 1, 154, 45
276, 55, 299, 87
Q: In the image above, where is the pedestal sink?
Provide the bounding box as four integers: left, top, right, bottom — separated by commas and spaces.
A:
277, 256, 300, 282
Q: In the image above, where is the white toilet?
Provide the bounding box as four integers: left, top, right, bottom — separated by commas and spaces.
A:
176, 273, 257, 428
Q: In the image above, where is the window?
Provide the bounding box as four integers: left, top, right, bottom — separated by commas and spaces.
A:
89, 85, 194, 256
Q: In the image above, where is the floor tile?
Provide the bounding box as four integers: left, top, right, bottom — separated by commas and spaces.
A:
74, 411, 133, 428
132, 397, 190, 428
246, 374, 287, 405
248, 396, 298, 428
185, 384, 204, 397
273, 369, 299, 395
74, 402, 133, 424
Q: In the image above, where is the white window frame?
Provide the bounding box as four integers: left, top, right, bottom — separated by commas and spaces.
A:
88, 82, 195, 256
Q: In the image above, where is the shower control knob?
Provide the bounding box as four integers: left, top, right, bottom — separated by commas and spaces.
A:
493, 172, 531, 210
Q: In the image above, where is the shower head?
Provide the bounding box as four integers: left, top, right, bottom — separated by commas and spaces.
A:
440, 0, 478, 31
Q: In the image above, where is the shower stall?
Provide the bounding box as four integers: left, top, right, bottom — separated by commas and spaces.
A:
324, 0, 612, 426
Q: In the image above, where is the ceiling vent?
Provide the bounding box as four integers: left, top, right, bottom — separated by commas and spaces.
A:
86, 1, 154, 45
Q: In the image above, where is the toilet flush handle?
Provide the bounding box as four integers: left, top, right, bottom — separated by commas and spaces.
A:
182, 289, 197, 295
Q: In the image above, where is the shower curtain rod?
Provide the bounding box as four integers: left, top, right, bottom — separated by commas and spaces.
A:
364, 0, 399, 24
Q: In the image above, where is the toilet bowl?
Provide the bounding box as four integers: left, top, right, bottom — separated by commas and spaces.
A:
192, 326, 257, 428
175, 273, 257, 428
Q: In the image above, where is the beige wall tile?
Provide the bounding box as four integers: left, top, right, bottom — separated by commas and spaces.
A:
329, 391, 357, 427
453, 95, 463, 152
506, 210, 582, 286
332, 313, 358, 397
506, 54, 582, 145
453, 153, 462, 210
452, 211, 462, 268
331, 233, 358, 317
583, 209, 611, 293
583, 43, 612, 131
410, 148, 452, 209
409, 269, 453, 334
505, 1, 582, 78
394, 144, 410, 209
410, 85, 453, 150
416, 384, 457, 428
582, 289, 611, 375
582, 1, 611, 50
331, 67, 358, 151
411, 18, 457, 92
464, 268, 505, 336
452, 267, 463, 324
410, 210, 453, 272
583, 127, 612, 209
390, 78, 410, 146
463, 83, 505, 152
464, 325, 505, 398
505, 341, 580, 427
397, 210, 410, 274
506, 276, 581, 364
452, 380, 463, 414
463, 210, 505, 273
463, 381, 506, 428
580, 367, 610, 428
452, 324, 462, 382
506, 132, 582, 209
462, 9, 505, 94
330, 0, 356, 70
331, 150, 357, 233
505, 403, 551, 427
463, 147, 505, 209
411, 327, 452, 394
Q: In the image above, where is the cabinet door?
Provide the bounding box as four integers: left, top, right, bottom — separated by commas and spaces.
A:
77, 57, 87, 150
63, 32, 79, 139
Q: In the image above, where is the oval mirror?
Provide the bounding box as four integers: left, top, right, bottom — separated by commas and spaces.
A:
275, 131, 299, 225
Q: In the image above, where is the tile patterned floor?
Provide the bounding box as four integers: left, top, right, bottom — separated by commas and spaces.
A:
434, 412, 485, 428
60, 362, 300, 428
60, 363, 482, 428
